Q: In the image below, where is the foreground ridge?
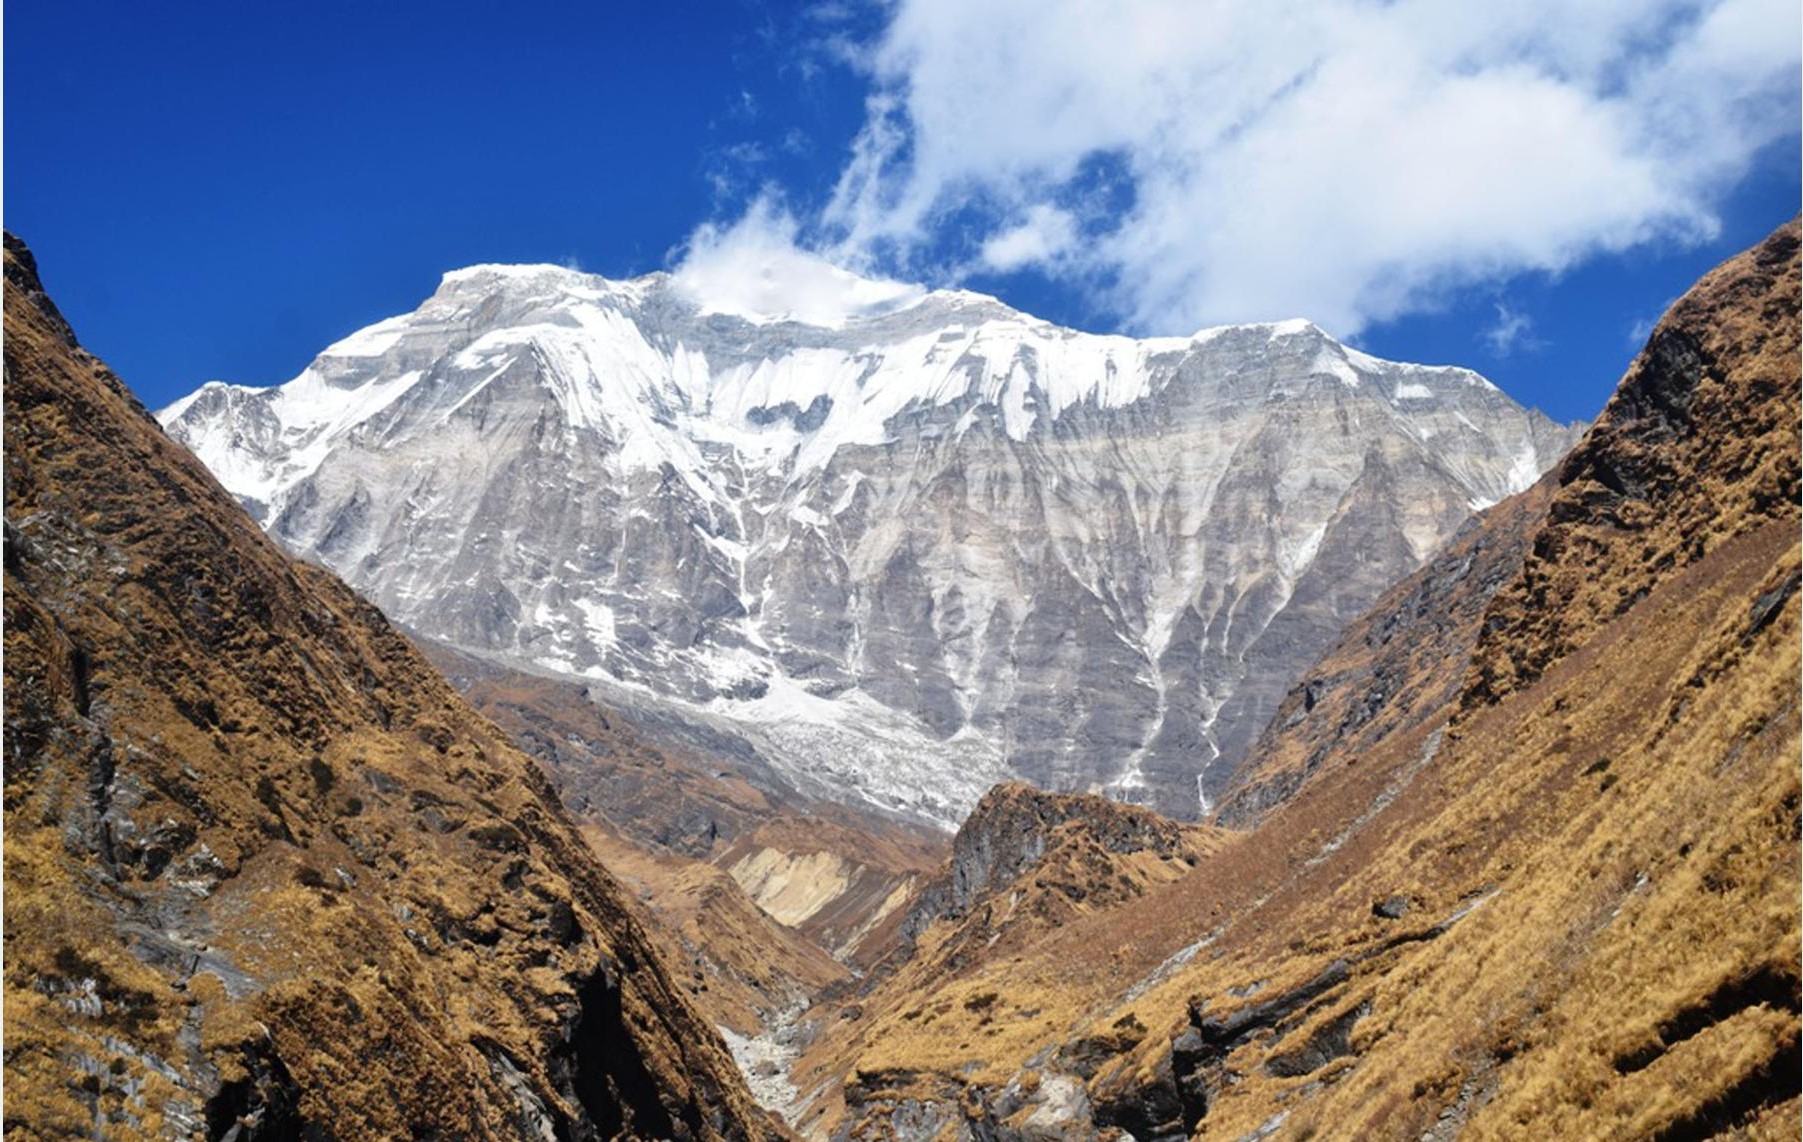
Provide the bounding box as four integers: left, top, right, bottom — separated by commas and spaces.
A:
2, 232, 784, 1141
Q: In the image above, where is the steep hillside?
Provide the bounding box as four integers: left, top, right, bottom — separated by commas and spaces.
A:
420, 638, 812, 859
784, 222, 1800, 1140
713, 815, 940, 970
423, 639, 943, 962
1467, 220, 1802, 707
162, 265, 1579, 821
577, 824, 852, 1037
2, 233, 783, 1141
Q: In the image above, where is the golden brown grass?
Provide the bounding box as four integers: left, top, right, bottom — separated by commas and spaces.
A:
3, 236, 784, 1140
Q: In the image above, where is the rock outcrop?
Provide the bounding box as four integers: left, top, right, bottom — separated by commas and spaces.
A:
904, 782, 1205, 939
781, 787, 1221, 1137
160, 266, 1580, 821
2, 233, 783, 1141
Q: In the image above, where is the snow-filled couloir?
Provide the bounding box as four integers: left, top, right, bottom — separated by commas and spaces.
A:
161, 261, 1582, 825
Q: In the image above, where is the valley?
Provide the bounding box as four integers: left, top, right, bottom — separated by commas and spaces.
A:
5, 218, 1797, 1141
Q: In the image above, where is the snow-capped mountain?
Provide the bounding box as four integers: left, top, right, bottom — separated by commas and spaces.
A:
161, 262, 1581, 825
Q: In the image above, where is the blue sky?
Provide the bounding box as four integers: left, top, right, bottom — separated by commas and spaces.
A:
7, 0, 1798, 424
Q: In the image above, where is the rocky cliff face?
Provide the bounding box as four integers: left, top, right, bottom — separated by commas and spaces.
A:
786, 786, 1220, 1137
762, 222, 1802, 1141
160, 266, 1578, 822
1211, 477, 1556, 829
2, 234, 782, 1142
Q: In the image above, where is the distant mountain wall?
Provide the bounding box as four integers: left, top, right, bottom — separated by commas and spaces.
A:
163, 265, 1579, 822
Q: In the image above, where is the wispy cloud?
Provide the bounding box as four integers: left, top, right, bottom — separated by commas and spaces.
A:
793, 0, 1801, 336
779, 128, 812, 157
1483, 303, 1541, 357
702, 141, 773, 205
980, 204, 1079, 273
806, 1, 857, 23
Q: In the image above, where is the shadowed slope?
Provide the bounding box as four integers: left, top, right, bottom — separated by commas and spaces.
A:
2, 233, 784, 1141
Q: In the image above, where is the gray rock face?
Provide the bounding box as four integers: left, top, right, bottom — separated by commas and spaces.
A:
161, 264, 1580, 825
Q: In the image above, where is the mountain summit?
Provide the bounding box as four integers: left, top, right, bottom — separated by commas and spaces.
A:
162, 263, 1579, 822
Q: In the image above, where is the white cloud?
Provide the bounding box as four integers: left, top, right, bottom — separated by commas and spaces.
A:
980, 204, 1079, 272
671, 196, 926, 327
1483, 303, 1539, 357
814, 0, 1801, 336
703, 140, 773, 204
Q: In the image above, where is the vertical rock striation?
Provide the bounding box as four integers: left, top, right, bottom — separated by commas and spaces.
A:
161, 267, 1579, 822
